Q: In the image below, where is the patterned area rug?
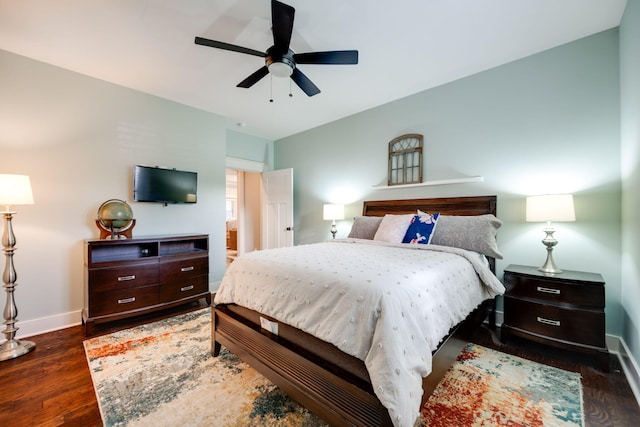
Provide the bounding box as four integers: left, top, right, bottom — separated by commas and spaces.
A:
421, 343, 584, 427
83, 308, 324, 427
84, 308, 583, 427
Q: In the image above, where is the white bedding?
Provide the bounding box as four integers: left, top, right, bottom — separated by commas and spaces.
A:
214, 238, 505, 427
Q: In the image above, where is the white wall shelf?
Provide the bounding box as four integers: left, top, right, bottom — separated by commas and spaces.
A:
371, 176, 483, 190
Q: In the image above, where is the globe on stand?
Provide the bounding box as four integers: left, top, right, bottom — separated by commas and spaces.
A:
96, 199, 135, 239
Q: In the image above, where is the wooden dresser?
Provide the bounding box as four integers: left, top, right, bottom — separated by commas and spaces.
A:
83, 234, 210, 335
502, 264, 608, 371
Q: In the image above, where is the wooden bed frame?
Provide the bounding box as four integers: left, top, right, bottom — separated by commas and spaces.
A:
212, 195, 498, 427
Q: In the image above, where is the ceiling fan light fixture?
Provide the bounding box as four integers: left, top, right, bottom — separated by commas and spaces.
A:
268, 61, 293, 78
195, 0, 358, 96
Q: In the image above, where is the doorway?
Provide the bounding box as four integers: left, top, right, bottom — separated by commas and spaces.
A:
225, 165, 294, 268
225, 169, 238, 266
225, 168, 263, 267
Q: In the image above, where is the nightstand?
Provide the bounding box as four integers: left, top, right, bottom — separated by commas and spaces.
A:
501, 264, 608, 371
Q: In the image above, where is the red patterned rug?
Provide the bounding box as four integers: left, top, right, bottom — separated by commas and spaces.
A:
83, 309, 583, 426
420, 343, 583, 427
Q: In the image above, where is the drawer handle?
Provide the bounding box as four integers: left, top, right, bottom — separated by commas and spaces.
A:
537, 316, 561, 327
180, 285, 195, 292
537, 286, 560, 295
118, 297, 136, 304
180, 266, 195, 272
117, 275, 136, 282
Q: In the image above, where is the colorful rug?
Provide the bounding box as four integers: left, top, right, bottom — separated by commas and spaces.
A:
84, 309, 583, 427
421, 343, 584, 427
83, 308, 326, 427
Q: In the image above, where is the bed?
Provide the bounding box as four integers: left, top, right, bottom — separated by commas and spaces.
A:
212, 196, 504, 427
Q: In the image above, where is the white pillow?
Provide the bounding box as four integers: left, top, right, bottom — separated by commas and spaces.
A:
373, 214, 415, 243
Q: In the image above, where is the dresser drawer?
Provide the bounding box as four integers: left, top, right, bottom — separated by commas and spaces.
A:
160, 256, 208, 282
88, 262, 159, 292
504, 297, 605, 348
504, 272, 604, 309
89, 285, 160, 317
160, 275, 209, 303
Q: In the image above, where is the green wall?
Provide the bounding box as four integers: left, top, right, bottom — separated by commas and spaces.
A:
226, 129, 274, 167
275, 30, 623, 335
620, 0, 640, 370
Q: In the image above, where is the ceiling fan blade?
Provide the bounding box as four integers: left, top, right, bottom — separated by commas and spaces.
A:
271, 0, 295, 52
291, 68, 320, 97
195, 36, 265, 58
294, 50, 359, 65
237, 66, 269, 88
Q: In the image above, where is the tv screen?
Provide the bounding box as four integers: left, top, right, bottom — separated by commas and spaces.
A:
133, 165, 197, 204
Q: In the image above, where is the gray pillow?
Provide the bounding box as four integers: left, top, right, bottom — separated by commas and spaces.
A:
347, 216, 383, 239
430, 214, 503, 259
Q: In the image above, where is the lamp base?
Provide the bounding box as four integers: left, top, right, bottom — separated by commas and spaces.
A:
538, 263, 563, 275
537, 224, 564, 275
0, 338, 35, 361
538, 246, 563, 274
1, 209, 36, 361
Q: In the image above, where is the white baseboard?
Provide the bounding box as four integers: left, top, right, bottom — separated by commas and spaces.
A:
15, 310, 83, 339
608, 335, 640, 406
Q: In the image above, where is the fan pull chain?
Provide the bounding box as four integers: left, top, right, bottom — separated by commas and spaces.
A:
268, 75, 295, 101
269, 75, 274, 103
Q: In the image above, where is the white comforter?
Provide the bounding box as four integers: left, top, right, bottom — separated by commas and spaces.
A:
214, 238, 505, 427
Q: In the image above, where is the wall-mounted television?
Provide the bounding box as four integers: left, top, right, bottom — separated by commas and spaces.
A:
133, 165, 198, 204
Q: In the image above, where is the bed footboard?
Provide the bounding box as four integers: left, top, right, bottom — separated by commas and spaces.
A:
212, 305, 393, 427
211, 299, 494, 427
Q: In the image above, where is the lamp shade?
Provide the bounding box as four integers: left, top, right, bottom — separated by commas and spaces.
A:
526, 194, 575, 222
0, 174, 34, 208
323, 204, 344, 221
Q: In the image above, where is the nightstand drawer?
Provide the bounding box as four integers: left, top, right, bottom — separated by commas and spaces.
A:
504, 272, 604, 309
504, 297, 605, 348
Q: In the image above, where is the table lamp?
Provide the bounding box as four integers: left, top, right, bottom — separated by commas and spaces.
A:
323, 204, 344, 239
526, 194, 575, 274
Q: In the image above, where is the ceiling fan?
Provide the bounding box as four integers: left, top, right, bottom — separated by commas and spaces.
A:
195, 0, 358, 97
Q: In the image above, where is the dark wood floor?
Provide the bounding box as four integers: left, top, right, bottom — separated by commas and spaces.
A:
1, 306, 639, 427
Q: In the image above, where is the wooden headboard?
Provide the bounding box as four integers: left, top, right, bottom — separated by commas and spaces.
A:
362, 195, 497, 217
362, 195, 498, 273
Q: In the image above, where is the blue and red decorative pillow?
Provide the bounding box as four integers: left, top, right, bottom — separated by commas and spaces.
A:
402, 213, 440, 244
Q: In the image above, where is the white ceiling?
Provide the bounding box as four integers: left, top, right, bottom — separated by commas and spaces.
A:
0, 0, 628, 141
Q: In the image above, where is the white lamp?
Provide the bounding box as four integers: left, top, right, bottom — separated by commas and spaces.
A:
323, 204, 344, 239
0, 174, 35, 361
526, 194, 575, 274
